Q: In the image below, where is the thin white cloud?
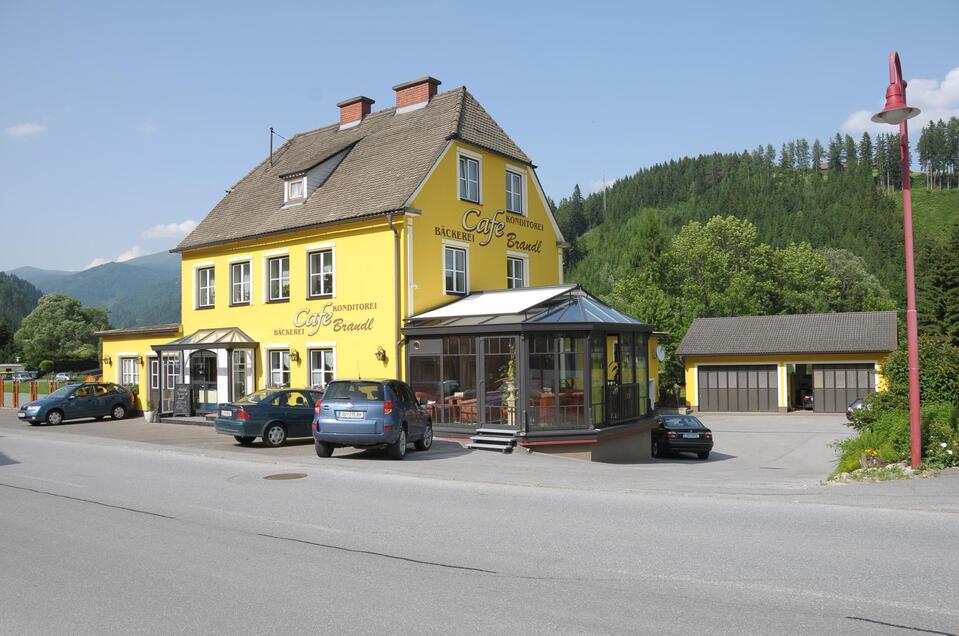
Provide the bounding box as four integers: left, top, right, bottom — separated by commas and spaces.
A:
588, 178, 612, 195
141, 219, 197, 239
843, 65, 959, 136
116, 246, 144, 262
138, 122, 158, 137
84, 245, 145, 270
3, 123, 48, 138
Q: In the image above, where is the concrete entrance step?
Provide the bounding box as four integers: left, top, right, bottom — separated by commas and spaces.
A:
158, 415, 215, 427
467, 428, 517, 453
466, 441, 514, 453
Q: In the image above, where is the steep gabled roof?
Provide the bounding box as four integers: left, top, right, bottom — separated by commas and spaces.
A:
676, 311, 899, 356
176, 88, 531, 252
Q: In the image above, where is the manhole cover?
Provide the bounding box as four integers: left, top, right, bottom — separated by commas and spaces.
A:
263, 473, 308, 480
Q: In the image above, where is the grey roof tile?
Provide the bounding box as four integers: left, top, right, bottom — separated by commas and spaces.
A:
176, 87, 531, 252
676, 311, 899, 356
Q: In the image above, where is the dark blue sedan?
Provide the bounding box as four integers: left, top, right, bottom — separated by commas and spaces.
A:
18, 383, 134, 425
214, 388, 324, 447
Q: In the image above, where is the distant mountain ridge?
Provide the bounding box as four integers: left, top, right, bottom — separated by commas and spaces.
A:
8, 251, 181, 328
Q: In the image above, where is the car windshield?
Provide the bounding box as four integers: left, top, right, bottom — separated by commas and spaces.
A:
323, 381, 384, 401
661, 416, 705, 429
236, 389, 282, 404
48, 385, 80, 399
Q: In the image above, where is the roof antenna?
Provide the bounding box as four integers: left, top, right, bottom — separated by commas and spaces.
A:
269, 127, 288, 167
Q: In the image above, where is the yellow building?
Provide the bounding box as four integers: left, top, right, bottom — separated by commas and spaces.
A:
677, 311, 898, 413
98, 76, 662, 456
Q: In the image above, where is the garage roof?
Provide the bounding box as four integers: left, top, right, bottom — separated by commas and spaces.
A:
676, 311, 898, 356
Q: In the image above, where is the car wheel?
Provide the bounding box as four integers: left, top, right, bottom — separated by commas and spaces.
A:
387, 428, 407, 460
414, 423, 433, 451
45, 409, 63, 426
651, 440, 661, 458
111, 404, 127, 420
234, 436, 255, 445
315, 441, 334, 458
262, 423, 287, 448
698, 451, 710, 460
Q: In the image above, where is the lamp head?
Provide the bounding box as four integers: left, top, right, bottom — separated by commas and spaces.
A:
871, 52, 921, 125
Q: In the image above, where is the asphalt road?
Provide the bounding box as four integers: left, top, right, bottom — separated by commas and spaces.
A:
1, 411, 958, 635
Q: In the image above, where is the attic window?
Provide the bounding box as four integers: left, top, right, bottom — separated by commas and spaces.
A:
285, 177, 306, 203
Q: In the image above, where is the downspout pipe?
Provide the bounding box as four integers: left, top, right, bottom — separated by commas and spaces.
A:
387, 212, 401, 380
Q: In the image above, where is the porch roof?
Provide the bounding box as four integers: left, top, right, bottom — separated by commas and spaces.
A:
152, 327, 257, 351
404, 285, 653, 335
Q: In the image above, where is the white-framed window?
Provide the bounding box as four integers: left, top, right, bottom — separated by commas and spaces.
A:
507, 256, 527, 289
149, 357, 159, 390
308, 249, 334, 298
269, 349, 290, 388
309, 348, 335, 390
506, 170, 524, 214
232, 350, 251, 399
458, 154, 480, 203
119, 357, 139, 387
444, 245, 468, 295
196, 266, 215, 308
268, 256, 290, 301
285, 177, 306, 203
231, 261, 251, 305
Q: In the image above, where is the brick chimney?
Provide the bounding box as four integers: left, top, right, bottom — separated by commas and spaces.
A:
392, 76, 441, 111
337, 96, 375, 128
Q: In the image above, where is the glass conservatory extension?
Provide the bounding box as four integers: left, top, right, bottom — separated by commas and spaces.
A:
403, 285, 654, 434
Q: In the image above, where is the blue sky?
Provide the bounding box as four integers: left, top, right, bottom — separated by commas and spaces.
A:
1, 0, 957, 271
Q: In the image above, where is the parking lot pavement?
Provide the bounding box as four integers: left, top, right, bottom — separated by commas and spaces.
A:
0, 408, 866, 497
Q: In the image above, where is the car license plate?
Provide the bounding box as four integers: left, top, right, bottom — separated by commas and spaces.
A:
17, 412, 25, 418
683, 433, 699, 438
338, 411, 364, 420
220, 409, 232, 417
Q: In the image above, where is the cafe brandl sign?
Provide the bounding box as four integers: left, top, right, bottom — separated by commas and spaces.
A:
274, 302, 377, 337
434, 209, 545, 253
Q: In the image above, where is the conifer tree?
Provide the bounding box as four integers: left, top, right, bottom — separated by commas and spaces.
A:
811, 139, 824, 173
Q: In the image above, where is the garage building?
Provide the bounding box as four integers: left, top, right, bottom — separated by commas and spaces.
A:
677, 311, 898, 413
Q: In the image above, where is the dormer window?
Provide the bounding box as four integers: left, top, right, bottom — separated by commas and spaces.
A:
284, 177, 306, 203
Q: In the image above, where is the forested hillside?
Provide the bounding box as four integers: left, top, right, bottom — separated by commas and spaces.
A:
553, 125, 959, 384
0, 272, 43, 331
557, 132, 906, 300
9, 251, 181, 328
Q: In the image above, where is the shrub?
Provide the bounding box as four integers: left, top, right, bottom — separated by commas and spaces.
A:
832, 401, 959, 474
882, 336, 959, 408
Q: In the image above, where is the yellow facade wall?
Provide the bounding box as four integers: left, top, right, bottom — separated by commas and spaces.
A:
648, 335, 660, 401
683, 352, 891, 409
178, 217, 401, 386
407, 141, 563, 316
101, 331, 182, 410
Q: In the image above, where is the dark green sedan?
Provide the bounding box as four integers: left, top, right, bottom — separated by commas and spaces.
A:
214, 388, 324, 447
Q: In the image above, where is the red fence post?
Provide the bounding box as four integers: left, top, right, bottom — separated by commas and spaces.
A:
12, 381, 19, 409
0, 378, 5, 407
30, 381, 38, 402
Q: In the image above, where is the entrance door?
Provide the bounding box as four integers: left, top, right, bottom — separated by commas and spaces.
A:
481, 336, 519, 429
190, 350, 218, 414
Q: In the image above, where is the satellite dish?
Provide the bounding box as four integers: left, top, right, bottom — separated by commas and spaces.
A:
656, 345, 665, 361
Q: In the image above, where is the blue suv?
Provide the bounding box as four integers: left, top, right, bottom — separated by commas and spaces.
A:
312, 379, 432, 460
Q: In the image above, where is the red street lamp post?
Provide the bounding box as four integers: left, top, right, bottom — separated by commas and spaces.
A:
871, 51, 922, 469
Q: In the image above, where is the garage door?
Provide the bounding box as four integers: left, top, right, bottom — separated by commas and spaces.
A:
697, 365, 778, 412
813, 364, 876, 413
